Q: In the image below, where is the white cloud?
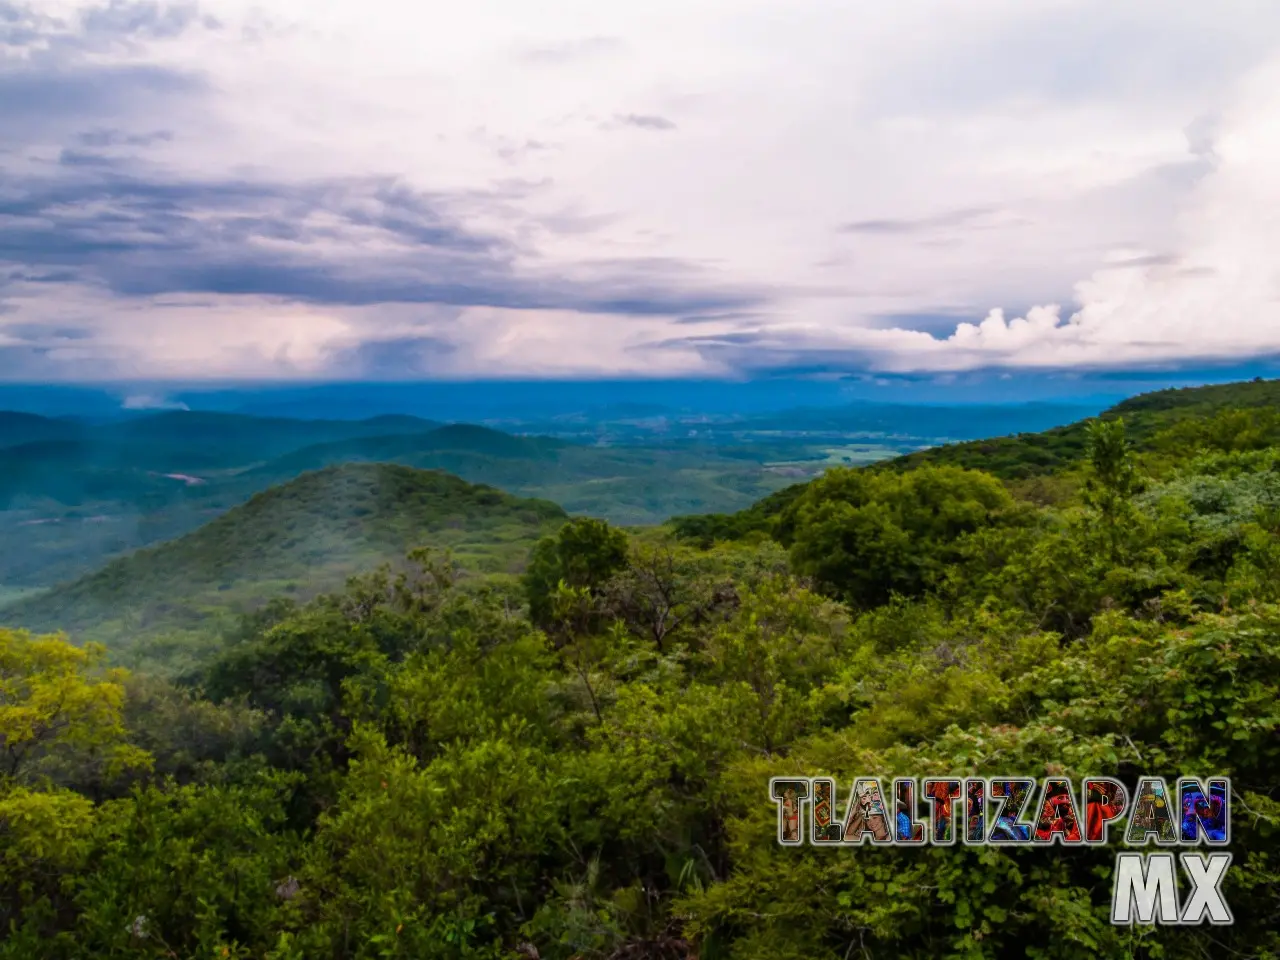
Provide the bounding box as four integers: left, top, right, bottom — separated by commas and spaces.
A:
900, 56, 1280, 371
121, 394, 189, 410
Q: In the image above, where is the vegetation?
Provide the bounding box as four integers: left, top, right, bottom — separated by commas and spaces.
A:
4, 464, 566, 655
1, 379, 1278, 958
0, 413, 809, 591
672, 376, 1280, 535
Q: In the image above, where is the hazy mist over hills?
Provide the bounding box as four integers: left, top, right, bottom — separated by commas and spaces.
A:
5, 369, 1280, 423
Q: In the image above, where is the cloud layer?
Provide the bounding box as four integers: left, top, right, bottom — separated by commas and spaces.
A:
1, 0, 1278, 380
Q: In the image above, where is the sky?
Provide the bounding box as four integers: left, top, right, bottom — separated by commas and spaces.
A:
2, 0, 1279, 384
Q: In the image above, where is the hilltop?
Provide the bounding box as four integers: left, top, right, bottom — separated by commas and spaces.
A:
2, 463, 566, 647
248, 423, 567, 481
0, 409, 445, 512
877, 377, 1280, 477
0, 411, 86, 448
246, 422, 795, 524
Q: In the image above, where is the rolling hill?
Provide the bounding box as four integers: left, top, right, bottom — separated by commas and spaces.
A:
246, 423, 567, 480
245, 423, 803, 525
0, 411, 453, 587
671, 377, 1280, 543
0, 410, 443, 497
0, 411, 86, 449
98, 410, 441, 462
1, 463, 567, 647
872, 377, 1280, 479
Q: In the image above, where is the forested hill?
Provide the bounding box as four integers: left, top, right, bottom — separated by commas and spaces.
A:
672, 377, 1280, 543
242, 423, 568, 486
3, 463, 566, 646
0, 413, 803, 589
881, 376, 1280, 477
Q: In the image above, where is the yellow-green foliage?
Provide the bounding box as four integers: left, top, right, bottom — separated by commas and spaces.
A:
0, 629, 152, 942
0, 629, 148, 783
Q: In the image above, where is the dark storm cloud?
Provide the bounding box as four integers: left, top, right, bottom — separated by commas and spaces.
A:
0, 2, 206, 153
2, 323, 94, 340
0, 165, 767, 316
57, 148, 123, 167
2, 269, 79, 284
0, 65, 203, 127
0, 0, 213, 152
614, 114, 677, 131
0, 0, 764, 341
332, 336, 461, 378
839, 205, 999, 235
81, 1, 220, 39
76, 128, 174, 147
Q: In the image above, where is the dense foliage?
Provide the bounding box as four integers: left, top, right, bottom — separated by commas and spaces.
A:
2, 384, 1279, 958
5, 465, 568, 656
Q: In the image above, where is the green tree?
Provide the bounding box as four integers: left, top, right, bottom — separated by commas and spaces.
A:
1083, 417, 1141, 560
0, 630, 151, 950
781, 465, 1012, 607
0, 629, 148, 784
523, 518, 630, 630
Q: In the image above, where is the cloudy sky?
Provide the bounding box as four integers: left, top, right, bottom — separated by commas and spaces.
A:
2, 0, 1279, 381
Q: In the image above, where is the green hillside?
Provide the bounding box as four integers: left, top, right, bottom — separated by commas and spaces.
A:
876, 377, 1280, 477
0, 411, 85, 448
673, 376, 1280, 541
0, 411, 444, 503
2, 463, 566, 646
247, 423, 565, 478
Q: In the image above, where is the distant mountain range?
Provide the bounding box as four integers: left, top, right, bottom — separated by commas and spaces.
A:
0, 378, 1137, 421
0, 410, 442, 473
